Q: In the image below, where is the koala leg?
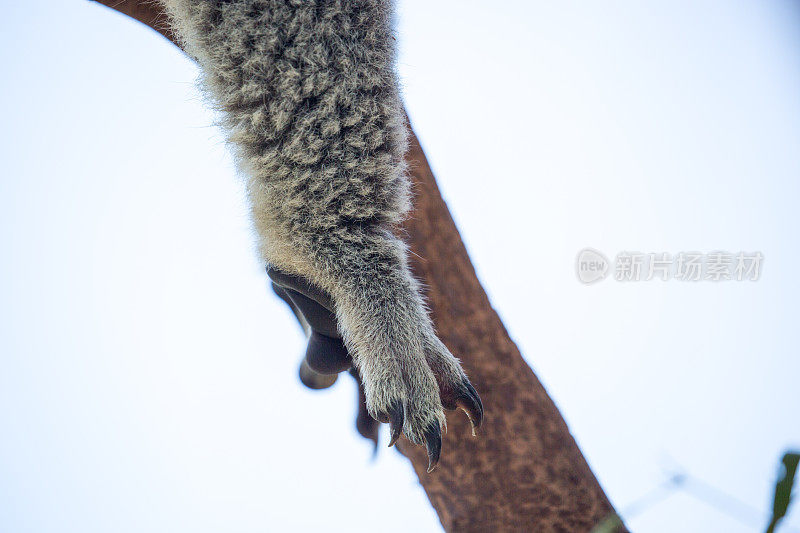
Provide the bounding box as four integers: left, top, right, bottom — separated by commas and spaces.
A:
162, 0, 482, 470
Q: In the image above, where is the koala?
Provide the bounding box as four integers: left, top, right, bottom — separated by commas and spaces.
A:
161, 0, 482, 471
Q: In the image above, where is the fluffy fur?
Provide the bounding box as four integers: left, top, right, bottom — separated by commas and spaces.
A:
161, 0, 471, 446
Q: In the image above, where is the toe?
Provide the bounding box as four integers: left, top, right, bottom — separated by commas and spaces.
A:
423, 423, 442, 473
387, 401, 405, 448
298, 357, 338, 390
355, 405, 380, 453
457, 379, 484, 432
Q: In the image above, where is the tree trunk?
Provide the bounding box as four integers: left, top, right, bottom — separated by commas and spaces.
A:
88, 2, 625, 530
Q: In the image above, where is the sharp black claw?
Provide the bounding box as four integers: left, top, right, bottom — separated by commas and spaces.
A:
387, 402, 404, 447
424, 424, 442, 473
458, 380, 484, 433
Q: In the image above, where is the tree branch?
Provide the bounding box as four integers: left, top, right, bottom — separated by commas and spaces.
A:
87, 2, 624, 530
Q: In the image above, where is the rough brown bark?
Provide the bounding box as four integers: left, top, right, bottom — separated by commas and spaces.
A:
88, 2, 625, 531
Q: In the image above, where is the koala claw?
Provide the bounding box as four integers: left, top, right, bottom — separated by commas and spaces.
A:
423, 423, 442, 473
376, 400, 404, 448
442, 378, 483, 434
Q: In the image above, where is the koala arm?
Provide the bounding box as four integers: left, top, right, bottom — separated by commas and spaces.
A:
161, 0, 482, 470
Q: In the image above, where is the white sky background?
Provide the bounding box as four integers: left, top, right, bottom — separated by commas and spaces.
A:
1, 1, 799, 532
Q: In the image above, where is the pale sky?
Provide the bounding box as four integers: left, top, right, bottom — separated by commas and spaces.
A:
1, 1, 799, 532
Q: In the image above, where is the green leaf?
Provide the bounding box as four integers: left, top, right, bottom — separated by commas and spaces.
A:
591, 513, 624, 533
766, 451, 800, 533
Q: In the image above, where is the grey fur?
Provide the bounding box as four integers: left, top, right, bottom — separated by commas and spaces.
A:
161, 0, 470, 446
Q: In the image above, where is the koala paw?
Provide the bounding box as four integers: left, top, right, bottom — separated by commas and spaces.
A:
363, 332, 482, 472
268, 266, 483, 472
